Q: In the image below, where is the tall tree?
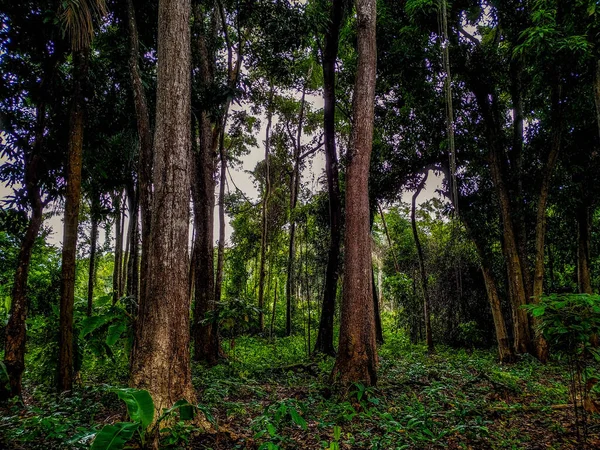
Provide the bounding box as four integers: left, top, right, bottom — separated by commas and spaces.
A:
314, 0, 346, 356
331, 0, 377, 387
130, 0, 200, 424
58, 0, 106, 392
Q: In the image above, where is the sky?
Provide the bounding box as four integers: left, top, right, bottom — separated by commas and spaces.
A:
0, 94, 445, 250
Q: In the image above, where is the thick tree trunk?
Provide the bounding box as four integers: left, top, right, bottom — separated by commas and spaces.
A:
314, 0, 344, 356
411, 174, 434, 353
577, 203, 592, 294
258, 85, 274, 333
126, 0, 153, 308
130, 0, 199, 427
58, 48, 88, 393
112, 195, 123, 305
331, 0, 377, 387
192, 112, 218, 365
86, 207, 99, 317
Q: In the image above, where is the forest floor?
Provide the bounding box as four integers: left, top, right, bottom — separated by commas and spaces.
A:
1, 332, 600, 449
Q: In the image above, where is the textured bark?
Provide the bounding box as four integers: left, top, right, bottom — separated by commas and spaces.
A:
411, 174, 434, 354
258, 85, 274, 333
314, 0, 344, 356
577, 203, 592, 294
126, 0, 153, 307
130, 0, 199, 426
59, 48, 88, 392
192, 112, 218, 364
86, 205, 99, 317
531, 85, 562, 363
331, 0, 377, 387
2, 101, 46, 398
112, 195, 123, 305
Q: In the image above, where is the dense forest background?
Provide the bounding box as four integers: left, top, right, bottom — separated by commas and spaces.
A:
1, 0, 600, 448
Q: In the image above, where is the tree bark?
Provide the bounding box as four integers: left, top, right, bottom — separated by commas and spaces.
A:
58, 48, 88, 393
411, 173, 434, 354
130, 0, 199, 427
577, 202, 592, 294
314, 0, 344, 357
285, 84, 307, 336
126, 0, 153, 309
2, 101, 46, 399
112, 195, 123, 305
86, 202, 99, 317
331, 0, 377, 387
192, 112, 218, 364
258, 84, 274, 333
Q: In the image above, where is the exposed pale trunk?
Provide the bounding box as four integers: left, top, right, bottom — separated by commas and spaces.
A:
59, 48, 88, 392
314, 0, 344, 356
411, 174, 434, 353
126, 0, 153, 307
130, 0, 200, 427
331, 0, 377, 387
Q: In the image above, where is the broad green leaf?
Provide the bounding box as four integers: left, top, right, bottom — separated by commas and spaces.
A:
90, 422, 139, 450
106, 322, 126, 347
289, 407, 307, 430
114, 388, 155, 430
80, 314, 113, 338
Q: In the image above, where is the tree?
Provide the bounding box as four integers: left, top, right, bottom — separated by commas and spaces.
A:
331, 0, 378, 387
130, 0, 201, 427
58, 0, 107, 393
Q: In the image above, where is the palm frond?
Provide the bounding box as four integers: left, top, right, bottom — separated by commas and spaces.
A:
59, 0, 108, 51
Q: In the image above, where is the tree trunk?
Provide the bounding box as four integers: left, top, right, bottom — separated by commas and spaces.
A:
58, 48, 88, 393
372, 265, 383, 344
112, 195, 123, 305
331, 0, 377, 387
577, 202, 592, 294
2, 99, 46, 398
285, 84, 307, 336
411, 174, 434, 354
258, 85, 274, 333
86, 205, 99, 317
192, 112, 218, 365
125, 183, 139, 300
531, 84, 562, 363
126, 0, 153, 309
130, 0, 199, 427
314, 0, 345, 357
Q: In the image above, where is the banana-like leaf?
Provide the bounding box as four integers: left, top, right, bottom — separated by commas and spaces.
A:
106, 322, 126, 347
90, 422, 139, 450
114, 388, 155, 430
79, 314, 113, 338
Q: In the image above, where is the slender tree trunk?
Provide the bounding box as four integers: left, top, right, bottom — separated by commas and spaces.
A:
594, 59, 600, 141
192, 112, 218, 365
2, 101, 46, 398
577, 202, 592, 294
125, 184, 139, 299
531, 84, 562, 363
86, 206, 99, 317
314, 0, 345, 356
258, 84, 274, 333
126, 0, 153, 308
285, 84, 307, 336
331, 0, 377, 387
130, 0, 201, 428
112, 195, 123, 305
215, 127, 227, 306
58, 48, 88, 392
372, 265, 383, 344
411, 174, 434, 353
378, 203, 400, 272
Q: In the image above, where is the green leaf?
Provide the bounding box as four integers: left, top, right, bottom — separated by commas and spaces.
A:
80, 314, 113, 338
114, 388, 155, 430
106, 322, 126, 347
90, 422, 139, 450
289, 407, 307, 430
